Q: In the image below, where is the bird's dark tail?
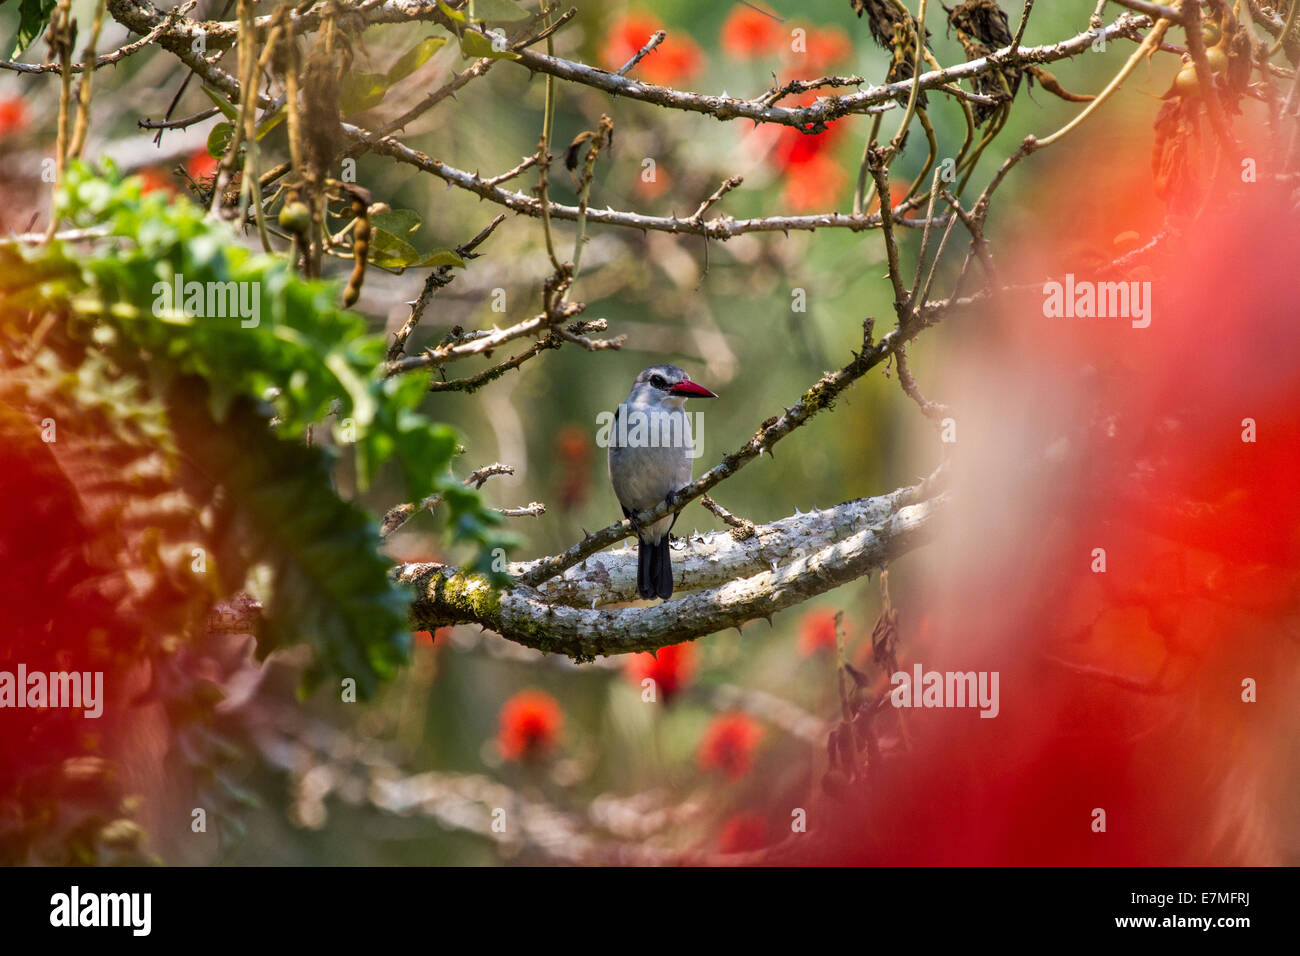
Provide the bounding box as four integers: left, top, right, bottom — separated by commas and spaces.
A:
637, 536, 673, 600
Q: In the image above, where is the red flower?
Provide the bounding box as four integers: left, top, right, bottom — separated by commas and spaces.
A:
698, 713, 763, 780
602, 13, 703, 87
797, 26, 852, 77
799, 609, 840, 657
554, 424, 593, 512
869, 181, 917, 220
721, 5, 784, 59
626, 641, 696, 702
497, 690, 563, 762
135, 166, 176, 196
718, 812, 768, 853
782, 152, 847, 211
0, 97, 29, 135
186, 148, 218, 182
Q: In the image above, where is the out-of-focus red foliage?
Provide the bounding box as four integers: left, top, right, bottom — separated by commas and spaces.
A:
776, 114, 1300, 865
497, 690, 563, 762
718, 812, 768, 853
625, 641, 696, 702
698, 713, 763, 780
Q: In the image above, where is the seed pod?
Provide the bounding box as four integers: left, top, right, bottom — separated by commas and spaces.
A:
343, 194, 370, 309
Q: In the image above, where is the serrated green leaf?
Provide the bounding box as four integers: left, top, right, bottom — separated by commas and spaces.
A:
23, 161, 519, 697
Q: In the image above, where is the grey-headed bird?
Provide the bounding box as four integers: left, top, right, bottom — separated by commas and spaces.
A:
607, 365, 718, 600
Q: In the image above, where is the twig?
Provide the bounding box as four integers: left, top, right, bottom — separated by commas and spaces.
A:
615, 30, 666, 76
701, 495, 757, 540
386, 213, 506, 361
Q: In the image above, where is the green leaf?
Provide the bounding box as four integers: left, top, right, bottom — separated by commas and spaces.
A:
339, 71, 390, 115
30, 161, 517, 693
200, 86, 240, 121
367, 229, 421, 269
370, 208, 422, 237
207, 123, 233, 160
413, 249, 466, 268
437, 0, 466, 22
6, 0, 57, 59
459, 29, 521, 60
255, 108, 286, 140
169, 388, 412, 699
368, 229, 465, 270
388, 36, 447, 83
468, 0, 529, 23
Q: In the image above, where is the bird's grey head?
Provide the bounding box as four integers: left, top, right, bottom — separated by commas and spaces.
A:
626, 365, 718, 407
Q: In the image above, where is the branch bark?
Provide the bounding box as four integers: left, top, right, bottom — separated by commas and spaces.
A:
395, 480, 947, 658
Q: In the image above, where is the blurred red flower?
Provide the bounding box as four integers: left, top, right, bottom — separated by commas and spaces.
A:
721, 5, 784, 59
601, 12, 703, 87
782, 152, 846, 211
868, 180, 917, 219
763, 91, 851, 211
498, 690, 563, 761
626, 641, 696, 702
633, 160, 671, 199
770, 115, 844, 171
698, 713, 763, 779
414, 628, 451, 648
796, 26, 852, 77
186, 148, 218, 182
717, 812, 768, 853
0, 97, 29, 135
554, 423, 592, 512
798, 608, 840, 656
135, 166, 176, 196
